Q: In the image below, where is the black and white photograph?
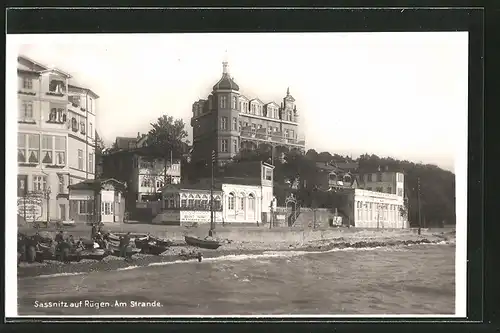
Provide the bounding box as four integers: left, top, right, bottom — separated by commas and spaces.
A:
6, 30, 467, 318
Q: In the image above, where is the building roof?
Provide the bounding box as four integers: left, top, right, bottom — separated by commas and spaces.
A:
212, 61, 239, 91
68, 83, 100, 99
68, 178, 127, 191
115, 137, 139, 150
213, 74, 239, 91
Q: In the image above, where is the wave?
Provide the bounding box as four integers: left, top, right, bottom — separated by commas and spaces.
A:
117, 265, 140, 271
23, 240, 453, 279
32, 272, 85, 279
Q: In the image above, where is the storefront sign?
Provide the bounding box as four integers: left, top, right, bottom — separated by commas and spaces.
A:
17, 197, 43, 221
180, 211, 222, 223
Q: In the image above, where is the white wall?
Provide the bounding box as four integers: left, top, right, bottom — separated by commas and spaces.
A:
222, 183, 262, 223
353, 189, 407, 229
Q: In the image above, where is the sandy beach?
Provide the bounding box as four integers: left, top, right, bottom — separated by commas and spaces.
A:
17, 225, 455, 278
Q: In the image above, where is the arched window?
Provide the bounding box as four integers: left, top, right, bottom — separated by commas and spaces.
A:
248, 193, 255, 211
329, 173, 337, 181
228, 192, 235, 210
239, 193, 245, 210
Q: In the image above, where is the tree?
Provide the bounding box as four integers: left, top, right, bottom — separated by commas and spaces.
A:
94, 131, 106, 178
145, 115, 188, 159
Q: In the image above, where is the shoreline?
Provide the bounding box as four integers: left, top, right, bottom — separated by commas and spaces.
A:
17, 232, 455, 278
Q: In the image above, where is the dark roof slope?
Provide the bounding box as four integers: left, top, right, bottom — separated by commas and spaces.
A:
68, 178, 126, 191
213, 73, 239, 91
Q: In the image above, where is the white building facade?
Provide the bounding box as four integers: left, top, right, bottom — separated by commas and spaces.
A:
353, 189, 409, 229
17, 55, 98, 223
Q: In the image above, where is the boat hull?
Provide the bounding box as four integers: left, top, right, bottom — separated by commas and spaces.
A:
185, 236, 221, 250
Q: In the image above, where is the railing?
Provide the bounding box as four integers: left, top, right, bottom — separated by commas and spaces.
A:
240, 130, 305, 146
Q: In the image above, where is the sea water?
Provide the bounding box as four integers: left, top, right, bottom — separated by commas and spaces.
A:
17, 243, 455, 316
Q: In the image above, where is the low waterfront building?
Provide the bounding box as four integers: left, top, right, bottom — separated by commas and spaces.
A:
332, 188, 408, 229
153, 161, 275, 226
67, 178, 126, 224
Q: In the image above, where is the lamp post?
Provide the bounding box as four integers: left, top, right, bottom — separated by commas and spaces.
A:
209, 150, 215, 237
46, 186, 52, 227
417, 177, 422, 235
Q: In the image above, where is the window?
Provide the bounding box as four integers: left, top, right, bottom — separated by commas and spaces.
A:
58, 174, 65, 194
17, 175, 28, 197
89, 153, 94, 173
239, 196, 245, 210
188, 199, 194, 208
397, 188, 403, 197
42, 135, 53, 163
248, 194, 255, 211
232, 117, 237, 131
265, 168, 273, 181
141, 177, 151, 187
79, 200, 94, 215
220, 117, 227, 130
220, 95, 227, 108
214, 198, 222, 210
18, 133, 26, 162
221, 139, 228, 152
20, 101, 34, 120
251, 124, 256, 131
398, 173, 403, 182
48, 107, 66, 123
25, 134, 40, 163
89, 97, 93, 113
387, 187, 392, 193
233, 139, 238, 153
33, 175, 47, 192
251, 104, 256, 114
22, 77, 33, 90
367, 174, 372, 182
89, 123, 93, 138
232, 96, 237, 109
49, 79, 65, 94
71, 117, 79, 132
78, 149, 83, 170
55, 136, 66, 165
377, 173, 383, 182
181, 199, 187, 208
284, 129, 289, 138
101, 202, 112, 215
239, 102, 243, 111
228, 193, 235, 210
80, 121, 86, 135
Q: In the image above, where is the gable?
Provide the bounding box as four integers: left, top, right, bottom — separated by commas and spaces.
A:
18, 56, 48, 72
249, 98, 264, 105
265, 102, 279, 108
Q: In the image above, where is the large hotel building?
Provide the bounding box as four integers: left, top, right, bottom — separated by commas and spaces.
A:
191, 61, 305, 166
17, 55, 98, 222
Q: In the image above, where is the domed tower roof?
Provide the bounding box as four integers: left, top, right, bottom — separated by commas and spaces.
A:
213, 60, 239, 91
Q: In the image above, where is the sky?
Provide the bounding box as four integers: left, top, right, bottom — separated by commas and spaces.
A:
10, 32, 468, 172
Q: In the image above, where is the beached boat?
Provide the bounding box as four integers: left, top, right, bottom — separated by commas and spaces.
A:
105, 233, 142, 257
134, 236, 171, 255
185, 235, 221, 250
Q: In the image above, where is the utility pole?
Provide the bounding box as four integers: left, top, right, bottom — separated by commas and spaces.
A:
209, 150, 215, 237
417, 177, 422, 235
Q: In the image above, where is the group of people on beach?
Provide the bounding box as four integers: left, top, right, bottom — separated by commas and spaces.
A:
90, 223, 132, 260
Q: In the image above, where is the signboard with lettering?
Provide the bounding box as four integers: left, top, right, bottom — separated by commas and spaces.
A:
17, 197, 43, 221
180, 211, 222, 223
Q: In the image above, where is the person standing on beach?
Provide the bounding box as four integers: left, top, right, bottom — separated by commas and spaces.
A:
91, 224, 97, 240
120, 232, 131, 260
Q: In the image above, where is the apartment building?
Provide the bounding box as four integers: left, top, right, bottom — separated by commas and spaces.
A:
101, 137, 182, 213
191, 61, 305, 166
17, 55, 98, 222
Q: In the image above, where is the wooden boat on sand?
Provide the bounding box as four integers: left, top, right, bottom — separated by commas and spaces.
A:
184, 235, 221, 250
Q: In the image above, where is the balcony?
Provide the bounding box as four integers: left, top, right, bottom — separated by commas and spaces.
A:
240, 129, 305, 147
